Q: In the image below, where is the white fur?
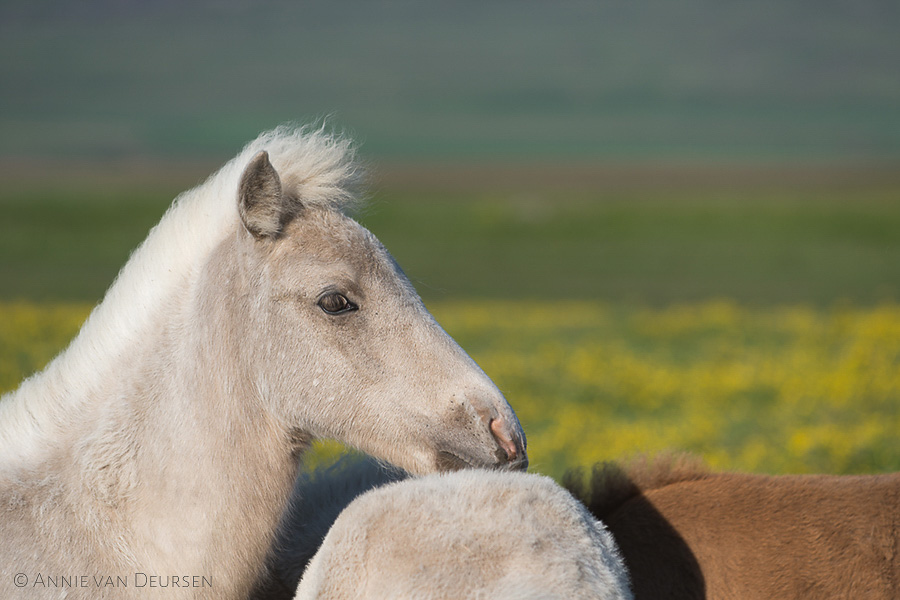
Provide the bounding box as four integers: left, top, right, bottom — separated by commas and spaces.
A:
293, 470, 633, 600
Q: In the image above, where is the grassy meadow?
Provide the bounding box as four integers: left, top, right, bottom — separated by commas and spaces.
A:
1, 165, 899, 480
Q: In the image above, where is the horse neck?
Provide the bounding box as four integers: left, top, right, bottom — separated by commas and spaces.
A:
2, 262, 303, 598
110, 279, 303, 588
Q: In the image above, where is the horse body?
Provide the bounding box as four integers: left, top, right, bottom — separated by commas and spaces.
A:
292, 469, 633, 600
0, 126, 525, 599
568, 456, 900, 600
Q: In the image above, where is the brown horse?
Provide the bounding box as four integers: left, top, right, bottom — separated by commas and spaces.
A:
564, 454, 899, 600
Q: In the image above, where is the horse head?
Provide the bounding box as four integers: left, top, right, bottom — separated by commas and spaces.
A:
202, 150, 526, 475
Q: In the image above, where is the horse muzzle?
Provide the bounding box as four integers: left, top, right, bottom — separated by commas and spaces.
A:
433, 402, 528, 473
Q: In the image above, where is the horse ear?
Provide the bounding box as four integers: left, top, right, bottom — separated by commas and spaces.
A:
238, 151, 287, 239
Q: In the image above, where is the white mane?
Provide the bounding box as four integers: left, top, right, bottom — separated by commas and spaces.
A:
0, 124, 362, 465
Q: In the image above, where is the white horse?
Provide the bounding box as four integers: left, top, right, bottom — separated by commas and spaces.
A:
0, 125, 526, 600
291, 469, 633, 600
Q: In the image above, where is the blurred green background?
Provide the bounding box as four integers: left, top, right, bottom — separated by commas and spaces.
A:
2, 0, 900, 162
1, 1, 899, 475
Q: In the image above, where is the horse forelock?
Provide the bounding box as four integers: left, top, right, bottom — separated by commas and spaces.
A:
0, 124, 363, 462
255, 124, 365, 215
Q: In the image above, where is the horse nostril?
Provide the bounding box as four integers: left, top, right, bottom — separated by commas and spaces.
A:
489, 417, 519, 463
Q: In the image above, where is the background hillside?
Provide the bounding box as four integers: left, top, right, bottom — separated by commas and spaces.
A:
2, 0, 898, 161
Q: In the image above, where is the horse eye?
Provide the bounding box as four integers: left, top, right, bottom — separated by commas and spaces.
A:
318, 293, 357, 315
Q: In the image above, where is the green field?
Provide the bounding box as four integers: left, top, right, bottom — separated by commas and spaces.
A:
1, 168, 899, 479
3, 165, 900, 306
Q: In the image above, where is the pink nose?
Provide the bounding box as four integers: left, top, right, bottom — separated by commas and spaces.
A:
489, 417, 520, 462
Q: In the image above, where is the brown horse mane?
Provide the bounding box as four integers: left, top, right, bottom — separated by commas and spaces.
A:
562, 452, 712, 519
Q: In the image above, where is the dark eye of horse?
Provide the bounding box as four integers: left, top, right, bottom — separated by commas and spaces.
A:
317, 293, 358, 315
